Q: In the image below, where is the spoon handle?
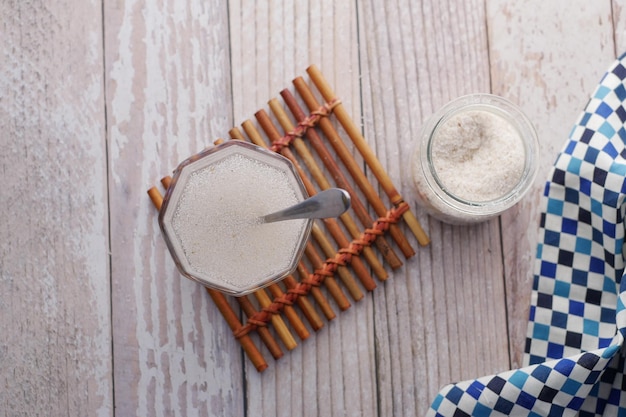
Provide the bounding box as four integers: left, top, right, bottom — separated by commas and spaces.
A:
262, 188, 351, 223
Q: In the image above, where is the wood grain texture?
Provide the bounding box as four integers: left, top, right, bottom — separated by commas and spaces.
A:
487, 0, 617, 368
228, 2, 375, 416
104, 0, 242, 416
357, 0, 509, 414
3, 1, 624, 416
614, 0, 626, 55
0, 1, 112, 416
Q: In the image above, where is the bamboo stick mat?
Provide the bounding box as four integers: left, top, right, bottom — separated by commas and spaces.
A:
148, 66, 430, 371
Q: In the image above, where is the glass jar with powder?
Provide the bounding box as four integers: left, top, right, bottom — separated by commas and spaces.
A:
412, 94, 539, 224
159, 140, 313, 296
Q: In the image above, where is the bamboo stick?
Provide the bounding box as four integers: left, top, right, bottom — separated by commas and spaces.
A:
292, 78, 416, 258
237, 296, 283, 359
226, 133, 325, 330
235, 124, 349, 309
304, 66, 430, 247
267, 284, 310, 340
289, 82, 413, 264
160, 176, 172, 189
310, 224, 365, 299
254, 112, 365, 299
268, 98, 388, 282
146, 185, 268, 372
294, 263, 337, 320
310, 226, 362, 300
207, 288, 268, 371
147, 186, 164, 210
282, 274, 325, 330
241, 119, 365, 301
256, 288, 297, 345
304, 239, 351, 311
160, 176, 299, 351
257, 105, 377, 291
229, 127, 246, 140
254, 290, 297, 350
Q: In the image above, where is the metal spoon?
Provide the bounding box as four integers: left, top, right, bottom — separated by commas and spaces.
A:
261, 188, 351, 223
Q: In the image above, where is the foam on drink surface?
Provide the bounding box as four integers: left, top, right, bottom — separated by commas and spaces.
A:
171, 152, 308, 290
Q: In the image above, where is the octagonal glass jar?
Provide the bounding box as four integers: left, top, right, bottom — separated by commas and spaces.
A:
159, 140, 312, 296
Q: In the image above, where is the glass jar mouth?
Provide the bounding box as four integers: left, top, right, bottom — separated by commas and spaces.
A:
420, 94, 539, 218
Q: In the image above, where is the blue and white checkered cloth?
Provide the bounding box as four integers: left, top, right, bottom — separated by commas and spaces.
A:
428, 53, 626, 416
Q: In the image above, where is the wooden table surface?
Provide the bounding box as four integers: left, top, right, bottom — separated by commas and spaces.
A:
3, 1, 625, 416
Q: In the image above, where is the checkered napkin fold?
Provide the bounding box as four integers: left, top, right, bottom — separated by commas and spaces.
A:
428, 53, 626, 417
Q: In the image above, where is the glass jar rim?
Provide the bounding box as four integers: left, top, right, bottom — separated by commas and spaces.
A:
419, 93, 539, 218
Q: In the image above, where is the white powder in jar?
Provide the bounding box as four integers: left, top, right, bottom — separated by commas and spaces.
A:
170, 153, 308, 290
412, 95, 538, 225
430, 110, 525, 202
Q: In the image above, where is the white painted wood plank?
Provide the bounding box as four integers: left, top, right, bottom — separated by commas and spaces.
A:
104, 0, 242, 415
0, 1, 112, 416
357, 0, 510, 414
228, 1, 374, 416
614, 0, 626, 55
3, 1, 621, 416
487, 0, 617, 368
